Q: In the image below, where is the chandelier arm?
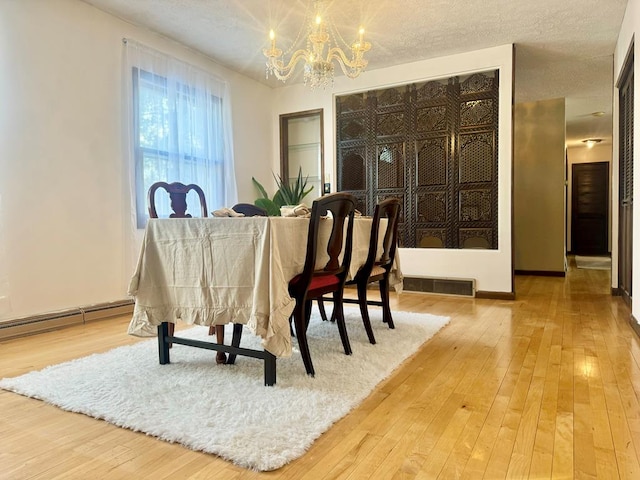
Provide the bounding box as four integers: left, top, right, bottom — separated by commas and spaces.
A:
268, 50, 310, 80
327, 47, 368, 78
328, 47, 357, 69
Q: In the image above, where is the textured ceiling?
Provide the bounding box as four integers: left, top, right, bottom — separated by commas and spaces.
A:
80, 0, 627, 147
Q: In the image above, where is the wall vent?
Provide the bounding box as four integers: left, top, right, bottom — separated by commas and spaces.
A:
403, 276, 475, 297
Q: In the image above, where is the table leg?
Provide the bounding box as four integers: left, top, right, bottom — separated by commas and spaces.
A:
264, 351, 276, 386
158, 323, 170, 364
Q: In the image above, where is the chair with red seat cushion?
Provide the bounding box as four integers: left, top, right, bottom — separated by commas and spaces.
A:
288, 192, 357, 377
147, 181, 230, 364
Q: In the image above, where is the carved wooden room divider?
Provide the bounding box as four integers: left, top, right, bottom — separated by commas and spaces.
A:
336, 70, 499, 249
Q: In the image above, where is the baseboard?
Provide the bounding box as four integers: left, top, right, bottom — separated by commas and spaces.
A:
514, 270, 565, 277
0, 310, 84, 341
82, 300, 135, 322
629, 314, 640, 338
611, 287, 622, 296
0, 299, 134, 341
475, 291, 516, 300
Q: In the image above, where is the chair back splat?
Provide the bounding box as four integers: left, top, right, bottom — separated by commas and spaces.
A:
295, 193, 356, 294
288, 192, 357, 376
148, 181, 208, 219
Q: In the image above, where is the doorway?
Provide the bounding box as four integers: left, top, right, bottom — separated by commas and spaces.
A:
618, 43, 633, 306
571, 162, 609, 255
279, 109, 324, 199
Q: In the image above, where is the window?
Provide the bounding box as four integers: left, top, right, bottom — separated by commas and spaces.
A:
124, 40, 237, 228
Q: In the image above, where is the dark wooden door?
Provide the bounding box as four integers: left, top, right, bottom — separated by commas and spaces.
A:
619, 46, 633, 306
571, 162, 609, 255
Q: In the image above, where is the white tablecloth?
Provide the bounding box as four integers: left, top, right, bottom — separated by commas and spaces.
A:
127, 216, 402, 357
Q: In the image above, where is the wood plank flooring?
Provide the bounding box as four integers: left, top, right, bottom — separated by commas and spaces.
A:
1, 261, 639, 479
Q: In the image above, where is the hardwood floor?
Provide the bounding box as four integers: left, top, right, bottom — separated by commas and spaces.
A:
1, 262, 639, 479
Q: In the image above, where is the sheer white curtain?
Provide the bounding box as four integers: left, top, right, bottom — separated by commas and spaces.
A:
123, 39, 237, 229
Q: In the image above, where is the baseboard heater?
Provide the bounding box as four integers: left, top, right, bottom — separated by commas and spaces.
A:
0, 299, 134, 341
403, 276, 476, 297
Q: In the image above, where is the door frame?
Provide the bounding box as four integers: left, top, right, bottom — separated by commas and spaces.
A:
616, 40, 634, 306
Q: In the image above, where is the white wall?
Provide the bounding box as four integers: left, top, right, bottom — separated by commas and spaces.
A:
614, 0, 636, 315
566, 144, 613, 252
271, 45, 514, 294
0, 0, 272, 321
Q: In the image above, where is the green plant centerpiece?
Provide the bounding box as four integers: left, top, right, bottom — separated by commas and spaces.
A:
252, 167, 314, 216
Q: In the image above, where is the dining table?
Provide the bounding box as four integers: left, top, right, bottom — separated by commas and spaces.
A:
127, 215, 403, 385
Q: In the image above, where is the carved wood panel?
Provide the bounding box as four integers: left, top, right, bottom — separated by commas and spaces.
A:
336, 70, 499, 249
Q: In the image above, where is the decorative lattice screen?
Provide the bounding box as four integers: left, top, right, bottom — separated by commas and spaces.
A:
336, 70, 499, 249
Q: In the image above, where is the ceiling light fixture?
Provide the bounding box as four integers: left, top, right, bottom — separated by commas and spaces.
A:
263, 0, 371, 89
582, 138, 602, 148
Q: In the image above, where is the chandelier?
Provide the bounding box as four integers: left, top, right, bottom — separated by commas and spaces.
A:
263, 0, 371, 89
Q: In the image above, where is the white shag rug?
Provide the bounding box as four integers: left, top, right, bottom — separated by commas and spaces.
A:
0, 306, 449, 471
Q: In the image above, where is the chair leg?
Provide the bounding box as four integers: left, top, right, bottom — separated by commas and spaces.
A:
357, 282, 376, 344
226, 323, 243, 365
329, 301, 337, 322
333, 292, 352, 355
289, 316, 296, 337
317, 298, 328, 321
379, 276, 395, 329
168, 322, 175, 348
304, 299, 313, 329
215, 325, 226, 364
293, 301, 315, 376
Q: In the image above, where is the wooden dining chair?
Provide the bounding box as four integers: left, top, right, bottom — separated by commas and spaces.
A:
232, 203, 268, 217
288, 192, 357, 376
147, 181, 228, 364
318, 197, 401, 344
148, 181, 208, 219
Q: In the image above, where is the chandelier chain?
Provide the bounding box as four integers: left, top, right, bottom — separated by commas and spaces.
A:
282, 9, 310, 57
